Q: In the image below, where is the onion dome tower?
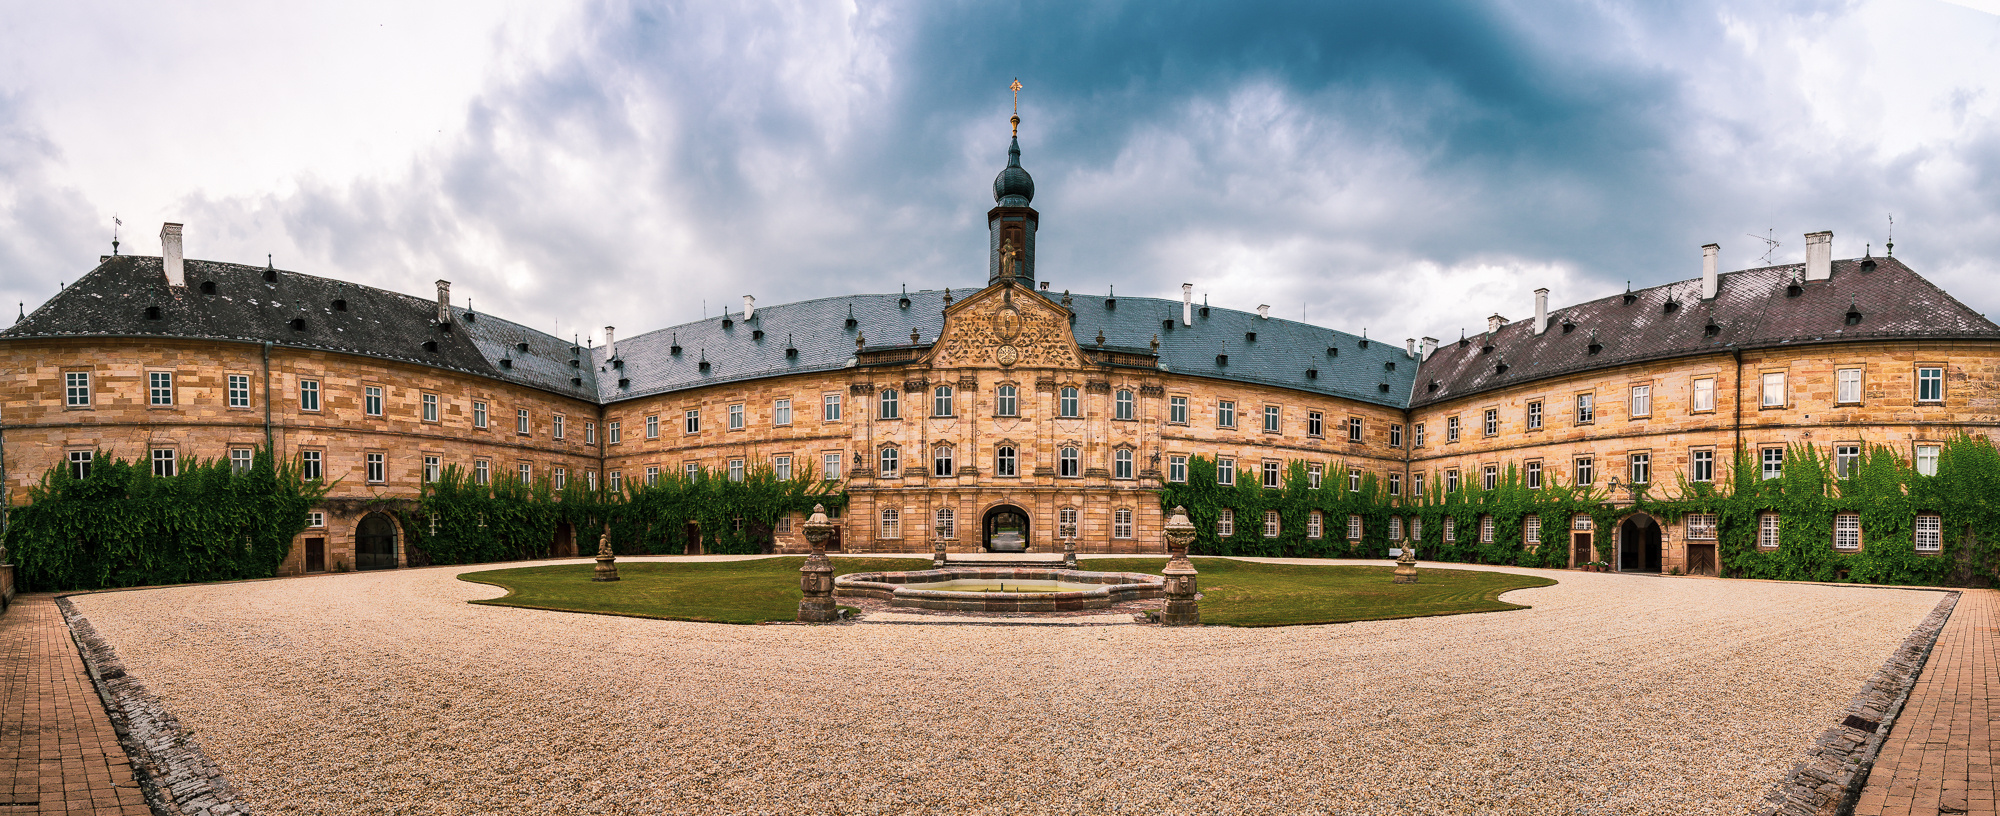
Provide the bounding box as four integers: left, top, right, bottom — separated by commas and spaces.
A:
989, 79, 1038, 288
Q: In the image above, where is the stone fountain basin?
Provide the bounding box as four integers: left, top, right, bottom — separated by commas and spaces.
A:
835, 567, 1164, 612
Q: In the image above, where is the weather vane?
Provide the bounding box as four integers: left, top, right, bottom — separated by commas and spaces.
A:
1009, 78, 1022, 137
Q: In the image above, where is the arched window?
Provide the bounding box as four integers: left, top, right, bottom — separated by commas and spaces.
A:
879, 446, 899, 476
878, 388, 899, 419
1114, 508, 1134, 539
933, 385, 954, 417
1114, 448, 1133, 479
933, 445, 954, 477
1059, 447, 1080, 477
880, 507, 901, 538
996, 384, 1017, 417
935, 507, 955, 539
1059, 386, 1080, 418
1115, 389, 1134, 420
995, 446, 1017, 477
1058, 506, 1079, 538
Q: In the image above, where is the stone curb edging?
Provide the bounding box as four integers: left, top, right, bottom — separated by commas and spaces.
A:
56, 597, 254, 816
1752, 590, 1960, 816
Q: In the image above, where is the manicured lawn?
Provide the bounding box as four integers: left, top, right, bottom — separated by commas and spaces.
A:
1089, 558, 1558, 627
461, 556, 1556, 627
460, 557, 929, 624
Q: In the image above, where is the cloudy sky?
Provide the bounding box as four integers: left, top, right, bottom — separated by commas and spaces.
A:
4, 0, 1997, 347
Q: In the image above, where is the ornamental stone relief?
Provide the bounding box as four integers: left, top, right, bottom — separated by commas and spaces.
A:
930, 289, 1079, 370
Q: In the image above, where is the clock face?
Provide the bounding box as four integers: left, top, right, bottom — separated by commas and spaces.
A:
995, 344, 1019, 367
994, 307, 1022, 341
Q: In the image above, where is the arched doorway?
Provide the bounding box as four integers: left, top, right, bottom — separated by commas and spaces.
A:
1618, 515, 1662, 573
355, 513, 399, 571
983, 505, 1030, 552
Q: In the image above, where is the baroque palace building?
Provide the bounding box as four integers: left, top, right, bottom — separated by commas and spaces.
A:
4, 116, 1999, 576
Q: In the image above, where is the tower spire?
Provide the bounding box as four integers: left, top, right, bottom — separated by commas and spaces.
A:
988, 79, 1039, 289
1010, 78, 1022, 138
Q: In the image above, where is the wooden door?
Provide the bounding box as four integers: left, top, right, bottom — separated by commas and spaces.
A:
1687, 544, 1717, 577
305, 538, 325, 573
1572, 532, 1592, 567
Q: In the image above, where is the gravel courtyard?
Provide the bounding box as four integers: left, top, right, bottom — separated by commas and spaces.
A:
70, 558, 1944, 816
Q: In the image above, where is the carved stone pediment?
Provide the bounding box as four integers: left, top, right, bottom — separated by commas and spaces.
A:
929, 283, 1080, 370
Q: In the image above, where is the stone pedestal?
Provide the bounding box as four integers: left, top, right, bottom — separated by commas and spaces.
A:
1062, 539, 1078, 570
932, 540, 948, 568
591, 532, 620, 582
1393, 545, 1420, 584
798, 505, 839, 622
1159, 506, 1200, 626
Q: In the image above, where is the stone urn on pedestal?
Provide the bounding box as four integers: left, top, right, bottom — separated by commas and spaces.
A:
1062, 538, 1078, 570
591, 531, 619, 582
1159, 506, 1200, 626
1393, 543, 1420, 584
798, 504, 839, 622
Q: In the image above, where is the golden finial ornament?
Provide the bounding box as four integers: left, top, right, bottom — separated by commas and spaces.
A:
1009, 78, 1022, 137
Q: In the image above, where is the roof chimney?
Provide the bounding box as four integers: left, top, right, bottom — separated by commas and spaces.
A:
1181, 283, 1193, 326
435, 280, 451, 324
1701, 243, 1720, 300
1405, 338, 1416, 358
604, 326, 616, 359
743, 294, 756, 321
160, 223, 185, 287
1420, 336, 1438, 360
1487, 314, 1507, 333
1804, 230, 1832, 282
1257, 304, 1270, 319
1532, 288, 1549, 335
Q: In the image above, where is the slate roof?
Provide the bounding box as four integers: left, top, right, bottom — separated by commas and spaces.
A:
2, 255, 596, 400
596, 286, 1421, 408
1412, 256, 2000, 408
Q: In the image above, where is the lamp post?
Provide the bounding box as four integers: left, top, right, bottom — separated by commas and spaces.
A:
1159, 505, 1199, 626
798, 504, 839, 622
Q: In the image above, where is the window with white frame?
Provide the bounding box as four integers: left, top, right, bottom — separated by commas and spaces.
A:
147, 372, 177, 406
1262, 460, 1281, 488
1915, 444, 1940, 477
1389, 472, 1402, 496
727, 459, 743, 482
66, 371, 92, 407
1389, 423, 1402, 448
775, 515, 791, 535
823, 393, 842, 421
67, 450, 92, 479
1307, 510, 1323, 539
519, 463, 534, 482
1526, 400, 1542, 429
518, 408, 531, 435
823, 454, 841, 480
366, 452, 385, 483
935, 508, 956, 539
684, 408, 700, 434
1115, 449, 1134, 479
1413, 423, 1426, 447
1759, 512, 1780, 548
1389, 516, 1404, 540
1685, 513, 1717, 540
1308, 464, 1322, 489
1692, 449, 1715, 483
1058, 386, 1079, 418
1411, 517, 1423, 541
996, 385, 1017, 417
1060, 507, 1079, 538
645, 466, 658, 486
230, 448, 254, 473
1630, 452, 1650, 484
646, 414, 659, 438
997, 446, 1018, 477
1347, 514, 1363, 541
227, 374, 250, 408
880, 446, 900, 476
1308, 411, 1324, 437
586, 421, 597, 444
1446, 416, 1460, 442
472, 401, 487, 428
1572, 515, 1592, 531
728, 404, 744, 430
1168, 454, 1187, 483
302, 450, 324, 481
879, 388, 899, 419
1347, 417, 1363, 442
1574, 456, 1594, 486
1413, 472, 1425, 497
1762, 447, 1784, 480
880, 507, 901, 538
933, 385, 954, 417
1264, 405, 1280, 432
1445, 469, 1460, 493
683, 462, 696, 478
1575, 393, 1594, 424
1630, 384, 1651, 418
1761, 372, 1786, 407
424, 456, 441, 483
1263, 510, 1280, 538
774, 455, 792, 481
601, 421, 615, 444
1114, 508, 1133, 539
1059, 447, 1079, 477
1218, 400, 1236, 428
1482, 465, 1497, 491
1349, 469, 1362, 492
1837, 368, 1862, 404
1483, 408, 1498, 437
1524, 515, 1541, 545
1693, 377, 1715, 412
1917, 366, 1944, 403
297, 378, 322, 411
1834, 513, 1860, 550
1834, 445, 1860, 479
1217, 508, 1234, 537
553, 467, 567, 489
307, 511, 325, 528
1444, 516, 1456, 542
1169, 395, 1188, 424
933, 445, 954, 477
1116, 390, 1135, 421
473, 459, 487, 485
1480, 514, 1494, 543
609, 471, 623, 491
585, 470, 598, 491
1217, 457, 1235, 486
1526, 460, 1543, 490
553, 414, 566, 439
774, 398, 792, 426
1915, 514, 1942, 553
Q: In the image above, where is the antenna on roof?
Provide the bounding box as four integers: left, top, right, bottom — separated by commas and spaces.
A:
1886, 212, 1895, 257
1747, 229, 1779, 266
267, 254, 273, 269
111, 214, 121, 255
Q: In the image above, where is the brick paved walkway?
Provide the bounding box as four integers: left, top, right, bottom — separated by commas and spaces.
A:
0, 595, 149, 815
1856, 588, 1998, 816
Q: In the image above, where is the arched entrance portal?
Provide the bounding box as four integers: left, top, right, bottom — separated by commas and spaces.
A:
355, 513, 399, 571
1618, 515, 1663, 573
983, 505, 1030, 553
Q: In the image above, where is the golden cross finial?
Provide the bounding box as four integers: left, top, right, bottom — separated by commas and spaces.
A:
1010, 78, 1022, 114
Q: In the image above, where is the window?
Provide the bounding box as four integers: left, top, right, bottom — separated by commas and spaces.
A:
933, 445, 954, 477
880, 507, 901, 539
996, 385, 1017, 417
1524, 515, 1541, 545
1348, 514, 1363, 541
1837, 368, 1862, 404
997, 446, 1018, 477
1761, 372, 1786, 407
1916, 444, 1940, 477
1059, 447, 1080, 477
1307, 511, 1323, 539
1168, 454, 1187, 483
424, 455, 441, 484
227, 374, 250, 408
68, 450, 92, 479
774, 399, 792, 426
728, 404, 744, 430
1834, 513, 1861, 550
933, 385, 954, 417
553, 414, 567, 440
1480, 515, 1494, 544
1630, 385, 1652, 418
518, 408, 531, 435
1059, 386, 1079, 418
1217, 508, 1234, 537
1413, 423, 1426, 447
1526, 400, 1543, 430
1116, 390, 1135, 421
1759, 512, 1781, 549
517, 463, 534, 483
418, 393, 437, 423
1115, 449, 1134, 480
645, 466, 659, 486
230, 448, 254, 473
1262, 460, 1281, 488
646, 415, 659, 439
1446, 416, 1460, 442
774, 455, 792, 481
1915, 514, 1942, 553
1308, 411, 1324, 437
823, 393, 842, 421
1483, 409, 1498, 437
1413, 473, 1425, 497
473, 459, 488, 485
66, 371, 92, 407
728, 459, 744, 482
879, 388, 900, 419
608, 471, 622, 491
1693, 377, 1715, 412
1058, 507, 1079, 539
1445, 469, 1460, 493
822, 453, 842, 479
936, 508, 956, 539
1482, 465, 1497, 491
1762, 447, 1784, 480
1917, 366, 1944, 402
1834, 445, 1860, 479
1349, 470, 1362, 493
1526, 460, 1543, 490
684, 409, 700, 434
586, 422, 598, 445
683, 462, 697, 478
1389, 423, 1402, 448
1217, 457, 1235, 486
1411, 518, 1423, 541
1686, 514, 1717, 540
1444, 517, 1456, 543
1692, 449, 1715, 483
1574, 456, 1594, 486
1575, 393, 1594, 424
295, 377, 315, 411
1388, 473, 1402, 496
1218, 400, 1236, 428
1347, 417, 1363, 443
1308, 464, 1322, 489
1264, 510, 1281, 538
148, 372, 176, 406
366, 453, 385, 483
1169, 396, 1188, 424
307, 512, 325, 529
607, 422, 620, 444
1115, 509, 1134, 539
1630, 452, 1650, 484
1263, 405, 1280, 432
1390, 517, 1404, 540
473, 401, 488, 428
880, 446, 900, 476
